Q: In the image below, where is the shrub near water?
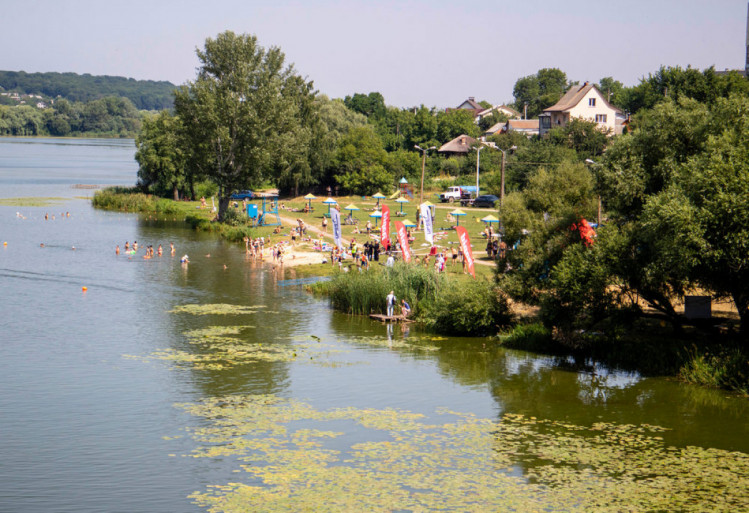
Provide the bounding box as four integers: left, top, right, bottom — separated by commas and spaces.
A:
680, 347, 749, 394
325, 263, 444, 316
92, 187, 181, 214
425, 280, 514, 336
322, 263, 514, 336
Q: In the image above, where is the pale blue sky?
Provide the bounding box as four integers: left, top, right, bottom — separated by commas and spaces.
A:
2, 0, 747, 108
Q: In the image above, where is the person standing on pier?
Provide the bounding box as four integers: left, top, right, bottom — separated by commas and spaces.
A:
386, 290, 397, 317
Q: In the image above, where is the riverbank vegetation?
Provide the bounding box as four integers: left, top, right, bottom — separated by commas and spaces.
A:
311, 263, 513, 337
0, 96, 144, 137
95, 29, 749, 392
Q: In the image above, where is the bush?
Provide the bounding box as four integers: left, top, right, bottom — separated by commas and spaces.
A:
325, 262, 445, 316
499, 322, 555, 352
680, 348, 749, 394
424, 280, 514, 336
194, 181, 218, 200
93, 187, 156, 212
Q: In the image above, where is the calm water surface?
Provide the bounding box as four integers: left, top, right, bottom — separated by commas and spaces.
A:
0, 137, 747, 512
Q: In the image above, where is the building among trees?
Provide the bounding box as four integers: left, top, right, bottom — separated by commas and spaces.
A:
538, 82, 623, 137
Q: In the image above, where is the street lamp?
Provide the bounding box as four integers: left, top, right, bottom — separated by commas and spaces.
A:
414, 144, 436, 205
498, 145, 517, 207
585, 158, 603, 227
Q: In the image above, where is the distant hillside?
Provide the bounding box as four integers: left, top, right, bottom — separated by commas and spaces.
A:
0, 71, 177, 110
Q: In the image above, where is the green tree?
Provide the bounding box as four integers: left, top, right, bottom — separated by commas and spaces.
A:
496, 161, 597, 305
334, 125, 393, 194
174, 31, 311, 220
512, 68, 569, 118
547, 117, 610, 159
596, 77, 626, 109
620, 66, 749, 115
343, 92, 386, 119
435, 109, 479, 142
135, 110, 186, 200
310, 95, 367, 189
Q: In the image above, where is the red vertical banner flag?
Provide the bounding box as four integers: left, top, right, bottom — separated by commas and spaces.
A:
455, 226, 475, 278
395, 221, 412, 263
381, 205, 390, 250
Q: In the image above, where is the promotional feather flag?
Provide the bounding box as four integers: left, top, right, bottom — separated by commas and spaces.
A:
420, 203, 433, 244
331, 209, 342, 249
381, 205, 390, 249
395, 220, 411, 263
456, 226, 475, 278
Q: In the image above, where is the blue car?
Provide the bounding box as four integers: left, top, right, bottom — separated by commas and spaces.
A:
230, 190, 254, 200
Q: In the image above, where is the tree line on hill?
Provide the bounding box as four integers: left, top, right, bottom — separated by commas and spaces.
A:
0, 70, 176, 110
0, 96, 142, 137
132, 30, 749, 353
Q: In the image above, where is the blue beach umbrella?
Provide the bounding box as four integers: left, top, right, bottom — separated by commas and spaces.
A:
395, 197, 409, 213
323, 197, 337, 214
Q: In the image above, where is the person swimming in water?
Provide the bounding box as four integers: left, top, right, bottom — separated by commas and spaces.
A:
116, 245, 120, 255
157, 244, 162, 256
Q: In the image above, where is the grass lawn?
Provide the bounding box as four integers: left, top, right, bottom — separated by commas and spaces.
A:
264, 193, 498, 262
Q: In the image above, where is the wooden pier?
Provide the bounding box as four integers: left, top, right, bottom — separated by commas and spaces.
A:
369, 314, 413, 323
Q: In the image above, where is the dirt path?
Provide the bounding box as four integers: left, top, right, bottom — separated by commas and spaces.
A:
277, 213, 348, 244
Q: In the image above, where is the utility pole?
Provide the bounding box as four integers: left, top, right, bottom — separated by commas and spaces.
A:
498, 145, 516, 207
414, 145, 436, 205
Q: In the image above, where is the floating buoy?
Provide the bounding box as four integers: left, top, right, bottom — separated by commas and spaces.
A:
3, 241, 6, 246
82, 286, 88, 292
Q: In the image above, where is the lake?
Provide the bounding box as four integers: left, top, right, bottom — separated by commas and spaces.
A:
1, 137, 747, 512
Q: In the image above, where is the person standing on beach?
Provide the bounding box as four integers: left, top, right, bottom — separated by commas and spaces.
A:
386, 290, 397, 317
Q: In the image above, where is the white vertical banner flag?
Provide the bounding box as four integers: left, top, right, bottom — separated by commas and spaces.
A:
331, 209, 342, 249
420, 203, 433, 245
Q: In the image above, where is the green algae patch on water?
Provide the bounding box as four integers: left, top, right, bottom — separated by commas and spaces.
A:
169, 304, 269, 315
0, 196, 68, 207
126, 324, 350, 369
173, 395, 749, 512
341, 334, 440, 353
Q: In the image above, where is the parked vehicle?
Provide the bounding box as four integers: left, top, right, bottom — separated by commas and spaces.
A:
439, 185, 478, 203
230, 190, 254, 200
472, 194, 499, 208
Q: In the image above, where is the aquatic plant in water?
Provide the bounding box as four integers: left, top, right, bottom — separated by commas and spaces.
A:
169, 304, 269, 315
172, 395, 749, 512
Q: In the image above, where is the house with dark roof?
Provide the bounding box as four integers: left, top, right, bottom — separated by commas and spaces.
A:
438, 134, 477, 155
538, 82, 623, 137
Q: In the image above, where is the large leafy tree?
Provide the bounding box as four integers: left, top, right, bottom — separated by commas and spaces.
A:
334, 125, 393, 194
343, 92, 386, 119
135, 110, 185, 200
512, 68, 569, 118
174, 31, 311, 220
